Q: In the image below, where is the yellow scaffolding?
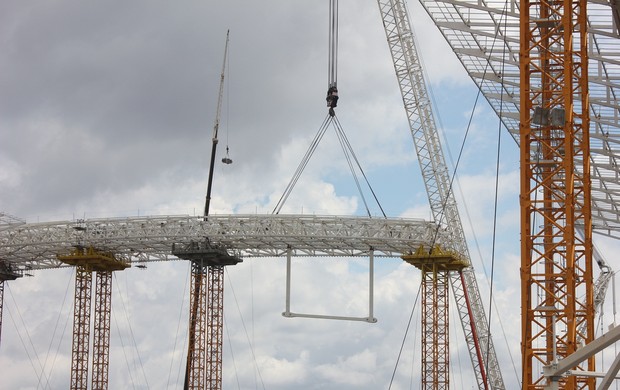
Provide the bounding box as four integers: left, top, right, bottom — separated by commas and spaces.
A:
402, 245, 467, 390
58, 247, 129, 390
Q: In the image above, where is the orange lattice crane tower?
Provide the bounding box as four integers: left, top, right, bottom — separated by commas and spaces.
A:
519, 0, 594, 387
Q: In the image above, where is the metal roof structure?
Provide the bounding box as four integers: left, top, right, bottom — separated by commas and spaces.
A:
419, 0, 620, 238
0, 214, 450, 272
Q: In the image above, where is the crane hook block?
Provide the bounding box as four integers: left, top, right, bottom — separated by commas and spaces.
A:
326, 86, 339, 114
222, 157, 233, 164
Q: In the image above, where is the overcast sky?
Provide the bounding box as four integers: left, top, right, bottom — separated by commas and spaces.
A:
1, 1, 618, 389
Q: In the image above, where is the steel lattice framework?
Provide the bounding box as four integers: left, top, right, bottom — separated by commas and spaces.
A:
418, 0, 620, 239
92, 271, 113, 390
519, 0, 595, 387
185, 263, 208, 390
206, 266, 224, 389
377, 0, 504, 388
0, 214, 452, 271
415, 0, 620, 388
70, 267, 92, 390
422, 267, 450, 389
0, 213, 449, 388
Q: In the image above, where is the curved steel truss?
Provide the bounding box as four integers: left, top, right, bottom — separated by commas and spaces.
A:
0, 214, 450, 271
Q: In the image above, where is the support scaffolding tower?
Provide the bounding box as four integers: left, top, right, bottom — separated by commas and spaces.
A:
58, 247, 129, 390
172, 241, 241, 390
403, 245, 469, 389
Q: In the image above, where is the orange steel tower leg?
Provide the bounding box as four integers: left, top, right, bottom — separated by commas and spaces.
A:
185, 261, 208, 390
206, 265, 224, 389
176, 244, 240, 390
59, 247, 130, 390
174, 241, 241, 390
71, 266, 93, 390
421, 265, 449, 390
519, 0, 594, 387
402, 246, 468, 389
92, 270, 113, 390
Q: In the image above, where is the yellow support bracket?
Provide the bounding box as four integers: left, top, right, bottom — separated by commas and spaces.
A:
58, 246, 130, 272
401, 245, 468, 272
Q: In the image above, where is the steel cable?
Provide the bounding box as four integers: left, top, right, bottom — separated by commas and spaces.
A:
332, 115, 387, 217
272, 115, 331, 214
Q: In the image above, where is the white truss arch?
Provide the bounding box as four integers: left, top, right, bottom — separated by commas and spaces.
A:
0, 214, 451, 271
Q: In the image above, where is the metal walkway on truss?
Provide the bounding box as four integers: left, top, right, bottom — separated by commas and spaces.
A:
419, 0, 620, 238
0, 214, 452, 271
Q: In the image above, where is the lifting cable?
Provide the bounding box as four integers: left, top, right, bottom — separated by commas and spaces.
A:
5, 283, 51, 388
326, 0, 339, 117
391, 2, 520, 386
112, 307, 137, 389
476, 2, 522, 385
429, 0, 521, 384
332, 115, 387, 218
272, 114, 330, 214
167, 261, 191, 388
273, 0, 386, 217
225, 269, 266, 390
272, 113, 386, 217
40, 269, 74, 390
113, 273, 150, 389
387, 282, 421, 389
224, 313, 242, 390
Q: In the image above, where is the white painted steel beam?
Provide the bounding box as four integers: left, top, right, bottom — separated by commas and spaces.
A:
0, 214, 449, 271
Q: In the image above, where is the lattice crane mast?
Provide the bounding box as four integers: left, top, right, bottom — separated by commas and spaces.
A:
519, 0, 595, 387
376, 1, 505, 388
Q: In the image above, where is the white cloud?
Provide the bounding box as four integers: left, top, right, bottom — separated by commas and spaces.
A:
257, 351, 310, 386
315, 348, 378, 385
1, 1, 618, 389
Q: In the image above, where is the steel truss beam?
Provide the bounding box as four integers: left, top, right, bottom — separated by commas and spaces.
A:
0, 214, 451, 270
1, 214, 444, 388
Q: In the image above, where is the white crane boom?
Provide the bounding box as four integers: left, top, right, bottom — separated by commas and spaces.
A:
376, 0, 505, 388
